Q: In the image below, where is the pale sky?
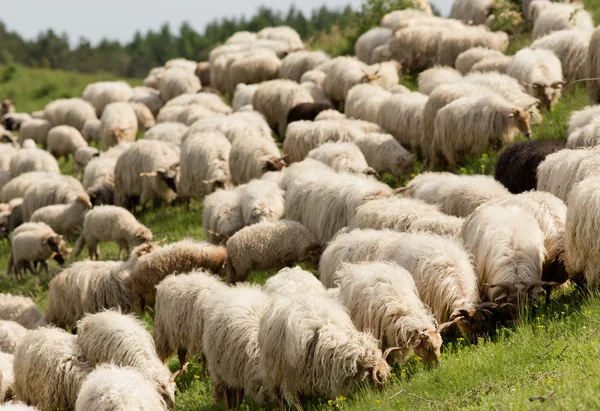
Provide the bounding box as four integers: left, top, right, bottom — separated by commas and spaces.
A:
1, 0, 453, 45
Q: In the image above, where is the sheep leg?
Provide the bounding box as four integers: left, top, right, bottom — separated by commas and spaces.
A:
225, 388, 238, 409
211, 378, 227, 406
235, 389, 244, 408
177, 348, 187, 368
39, 260, 49, 275
73, 236, 85, 258
5, 253, 13, 276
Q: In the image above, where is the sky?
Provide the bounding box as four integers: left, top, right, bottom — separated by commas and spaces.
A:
1, 0, 454, 45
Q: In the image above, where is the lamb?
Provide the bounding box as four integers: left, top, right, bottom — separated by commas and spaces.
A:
0, 320, 28, 354
154, 270, 227, 365
588, 27, 600, 104
494, 140, 565, 194
336, 262, 441, 365
75, 311, 175, 408
13, 327, 93, 411
239, 179, 285, 226
17, 119, 52, 148
29, 193, 92, 237
46, 243, 155, 329
232, 83, 259, 111
450, 0, 495, 25
567, 120, 600, 149
229, 49, 281, 95
262, 266, 325, 295
355, 27, 393, 64
259, 292, 390, 410
286, 102, 333, 125
307, 142, 375, 176
507, 48, 564, 110
114, 140, 180, 210
81, 119, 101, 142
202, 284, 272, 408
144, 122, 188, 146
130, 239, 227, 311
531, 3, 593, 40
377, 92, 428, 152
130, 86, 164, 117
75, 365, 168, 411
45, 125, 88, 161
100, 102, 138, 148
418, 66, 463, 95
43, 98, 97, 131
430, 93, 532, 167
455, 47, 507, 74
21, 177, 86, 222
0, 294, 44, 329
402, 172, 511, 217
8, 147, 60, 177
226, 220, 321, 283
349, 196, 464, 237
0, 352, 14, 401
461, 202, 546, 315
8, 225, 70, 278
157, 67, 201, 101
178, 132, 231, 201
279, 50, 330, 82
252, 79, 315, 137
284, 163, 391, 244
82, 81, 134, 116
344, 83, 391, 124
229, 135, 285, 185
130, 102, 155, 130
355, 132, 414, 178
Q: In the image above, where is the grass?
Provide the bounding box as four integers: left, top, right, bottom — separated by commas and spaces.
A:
1, 20, 600, 411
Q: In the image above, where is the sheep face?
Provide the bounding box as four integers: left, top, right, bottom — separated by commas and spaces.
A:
390, 153, 414, 177
134, 226, 153, 246
0, 133, 16, 146
508, 109, 531, 140
261, 156, 286, 173
530, 83, 563, 110
355, 345, 390, 388
87, 183, 115, 206
411, 329, 441, 367
45, 235, 71, 265
299, 243, 322, 268
159, 380, 176, 410
1, 99, 14, 115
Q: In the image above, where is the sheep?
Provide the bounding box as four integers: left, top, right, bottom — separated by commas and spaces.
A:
75, 365, 168, 411
470, 55, 513, 74
262, 266, 325, 295
0, 352, 13, 402
436, 27, 510, 68
155, 105, 210, 125
0, 321, 28, 355
0, 402, 40, 410
380, 8, 431, 30
0, 100, 14, 119
418, 66, 463, 95
13, 327, 93, 411
81, 118, 101, 142
0, 173, 61, 204
8, 225, 70, 278
130, 101, 155, 131
73, 205, 152, 260
225, 31, 257, 44
226, 220, 321, 283
131, 86, 164, 117
29, 193, 92, 237
100, 102, 138, 148
43, 98, 97, 131
345, 84, 391, 124
568, 105, 600, 135
0, 144, 18, 173
239, 179, 285, 226
21, 177, 86, 222
2, 114, 31, 132
507, 48, 564, 110
377, 92, 428, 152
157, 68, 202, 101
8, 147, 60, 177
229, 50, 281, 95
45, 125, 88, 161
46, 243, 155, 330
144, 122, 188, 146
196, 61, 211, 86
389, 26, 448, 72
567, 120, 600, 149
301, 81, 331, 106
82, 81, 134, 117
532, 3, 593, 40
165, 92, 232, 115
284, 163, 391, 244
259, 292, 390, 410
307, 142, 374, 176
252, 79, 315, 137
229, 135, 284, 185
430, 93, 532, 167
73, 146, 99, 178
17, 119, 52, 148
114, 140, 180, 210
349, 196, 464, 237
455, 47, 507, 74
165, 58, 198, 72
83, 157, 117, 206
154, 270, 227, 365
0, 294, 44, 329
450, 0, 495, 25
355, 132, 414, 178
183, 111, 271, 145
355, 27, 393, 64
76, 311, 175, 408
300, 69, 327, 87
402, 172, 511, 217
202, 187, 245, 244
178, 132, 231, 201
256, 25, 303, 48
494, 140, 565, 194
202, 284, 272, 408
461, 202, 546, 315
130, 239, 227, 311
232, 83, 258, 112
286, 102, 333, 125
279, 50, 330, 81
313, 108, 345, 121
588, 27, 600, 104
336, 262, 441, 365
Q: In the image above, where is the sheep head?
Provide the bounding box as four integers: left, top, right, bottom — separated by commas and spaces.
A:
141, 162, 180, 193
355, 344, 390, 388
261, 155, 286, 172
1, 99, 14, 113
530, 82, 563, 111
507, 108, 531, 140
299, 243, 323, 268
362, 64, 382, 84
44, 235, 71, 265
0, 133, 16, 146
134, 226, 153, 245
75, 193, 93, 210
440, 302, 498, 343
410, 329, 441, 367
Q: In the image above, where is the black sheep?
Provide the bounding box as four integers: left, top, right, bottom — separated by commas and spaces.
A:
286, 102, 333, 126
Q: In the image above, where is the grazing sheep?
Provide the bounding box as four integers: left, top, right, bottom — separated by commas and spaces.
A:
74, 205, 152, 260
100, 102, 138, 148
226, 220, 321, 283
0, 144, 18, 173
228, 50, 282, 95
144, 122, 188, 146
73, 146, 100, 177
430, 93, 532, 167
257, 25, 303, 49
165, 92, 233, 115
0, 294, 44, 329
225, 31, 257, 44
567, 120, 600, 149
130, 239, 227, 311
349, 196, 464, 237
114, 140, 180, 210
355, 132, 414, 178
43, 98, 97, 131
461, 202, 546, 315
286, 102, 333, 125
8, 147, 60, 177
377, 92, 428, 152
355, 27, 393, 64
450, 0, 495, 25
82, 81, 134, 117
507, 48, 564, 110
157, 68, 201, 102
76, 311, 175, 408
239, 179, 285, 226
8, 225, 70, 278
21, 177, 86, 222
2, 114, 31, 132
131, 86, 164, 117
345, 84, 391, 124
202, 186, 245, 244
232, 83, 259, 112
229, 135, 284, 185
29, 193, 92, 237
495, 140, 565, 194
259, 292, 390, 410
13, 327, 93, 411
46, 125, 87, 161
313, 108, 346, 121
154, 271, 227, 364
0, 351, 14, 402
279, 51, 330, 82
418, 66, 463, 95
130, 102, 155, 131
75, 365, 168, 411
184, 111, 271, 144
300, 69, 327, 87
81, 118, 101, 142
18, 119, 52, 148
307, 142, 374, 176
336, 262, 441, 365
83, 158, 117, 206
531, 3, 593, 40
402, 172, 511, 217
380, 8, 431, 30
0, 320, 28, 354
262, 266, 325, 295
455, 47, 506, 74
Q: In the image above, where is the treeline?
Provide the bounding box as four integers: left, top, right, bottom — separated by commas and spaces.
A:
0, 5, 357, 78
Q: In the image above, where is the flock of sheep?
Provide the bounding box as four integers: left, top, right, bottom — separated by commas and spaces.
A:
0, 0, 599, 409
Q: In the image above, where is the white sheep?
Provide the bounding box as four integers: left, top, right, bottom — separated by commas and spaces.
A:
229, 134, 284, 185
100, 101, 138, 148
336, 262, 441, 365
355, 27, 393, 64
380, 8, 431, 30
0, 320, 28, 354
470, 55, 513, 74
157, 67, 201, 101
81, 118, 101, 142
202, 187, 244, 244
46, 125, 88, 161
344, 83, 391, 124
0, 294, 44, 329
29, 193, 92, 236
229, 49, 282, 95
82, 81, 134, 117
74, 205, 152, 260
531, 3, 593, 40
184, 111, 271, 144
43, 98, 97, 131
588, 27, 600, 104
0, 352, 13, 402
225, 31, 257, 44
130, 86, 164, 117
402, 172, 511, 217
144, 121, 188, 146
418, 66, 463, 95
17, 119, 52, 148
436, 26, 510, 68
8, 147, 60, 177
567, 119, 600, 149
239, 179, 285, 226
355, 132, 414, 178
455, 47, 507, 74
0, 144, 18, 173
300, 69, 327, 87
262, 266, 325, 295
307, 142, 374, 176
568, 105, 600, 135
279, 50, 330, 81
377, 91, 428, 152
232, 83, 259, 111
130, 102, 155, 131
21, 176, 86, 222
450, 0, 495, 25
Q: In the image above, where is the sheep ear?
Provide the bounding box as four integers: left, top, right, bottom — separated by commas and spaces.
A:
507, 109, 518, 118
140, 167, 166, 178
